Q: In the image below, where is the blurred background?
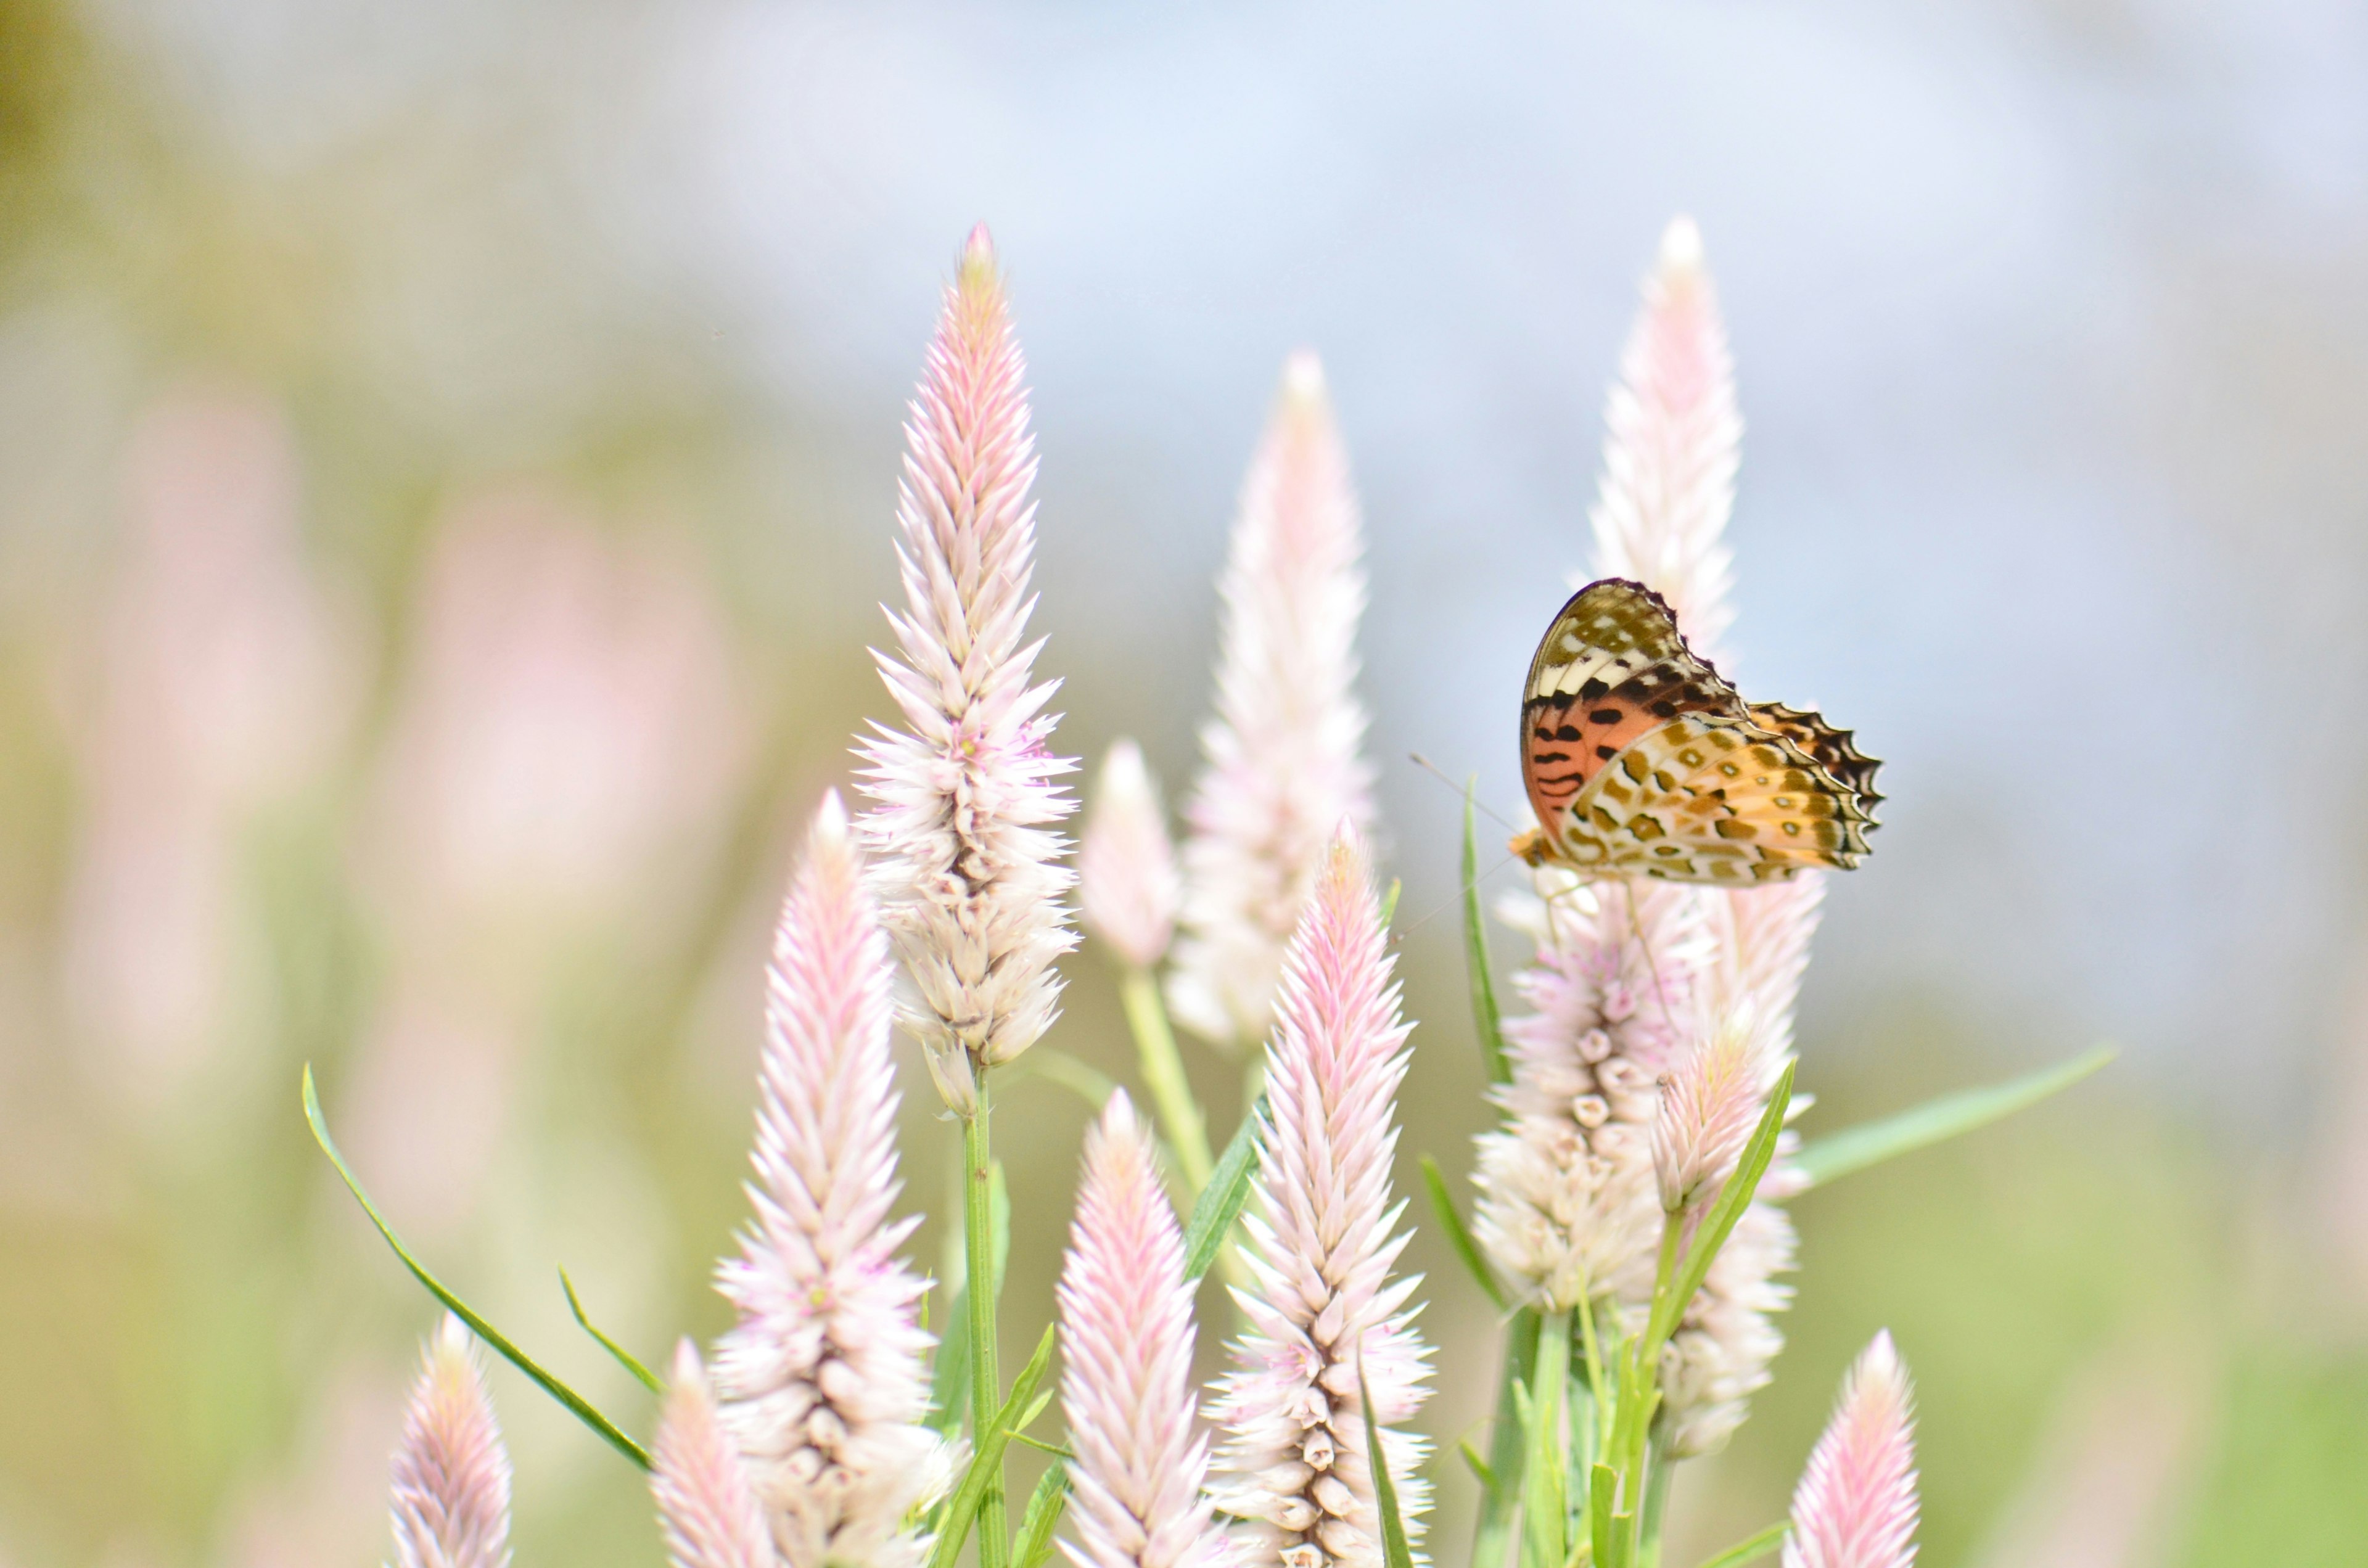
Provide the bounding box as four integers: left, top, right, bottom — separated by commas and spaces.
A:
2, 0, 2367, 1563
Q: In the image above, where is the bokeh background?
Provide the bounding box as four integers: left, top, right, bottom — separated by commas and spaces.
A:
4, 1, 2367, 1564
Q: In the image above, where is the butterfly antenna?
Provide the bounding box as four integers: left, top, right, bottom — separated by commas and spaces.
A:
1623, 879, 1679, 1030
1390, 849, 1525, 943
1407, 752, 1522, 832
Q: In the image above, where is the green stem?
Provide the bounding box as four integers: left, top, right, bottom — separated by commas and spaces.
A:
1119, 966, 1213, 1192
1473, 1308, 1540, 1568
963, 1075, 1008, 1568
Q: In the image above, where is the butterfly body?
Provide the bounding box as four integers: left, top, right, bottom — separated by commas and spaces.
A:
1516, 579, 1880, 884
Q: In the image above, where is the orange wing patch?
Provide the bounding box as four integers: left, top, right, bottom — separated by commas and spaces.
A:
1516, 580, 1881, 885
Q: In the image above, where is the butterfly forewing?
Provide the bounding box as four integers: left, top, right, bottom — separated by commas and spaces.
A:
1518, 580, 1881, 885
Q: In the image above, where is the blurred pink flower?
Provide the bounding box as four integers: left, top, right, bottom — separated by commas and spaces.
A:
62, 384, 355, 1108
1208, 834, 1429, 1568
388, 1316, 513, 1568
1473, 879, 1707, 1312
1080, 738, 1181, 972
710, 792, 952, 1568
1585, 216, 1740, 664
655, 1343, 776, 1568
1057, 1093, 1230, 1568
1783, 1332, 1918, 1568
364, 488, 746, 938
1168, 353, 1375, 1053
857, 225, 1077, 1114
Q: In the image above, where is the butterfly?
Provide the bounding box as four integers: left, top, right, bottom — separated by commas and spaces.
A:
1513, 578, 1881, 883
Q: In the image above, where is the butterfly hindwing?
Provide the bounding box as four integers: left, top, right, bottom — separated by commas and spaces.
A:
1518, 579, 1882, 885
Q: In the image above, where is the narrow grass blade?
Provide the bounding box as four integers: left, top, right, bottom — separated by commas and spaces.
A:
1183, 1093, 1267, 1283
559, 1267, 662, 1394
1420, 1153, 1505, 1310
302, 1065, 650, 1469
1016, 1047, 1119, 1111
1472, 1307, 1539, 1568
1381, 877, 1404, 928
927, 1323, 1060, 1568
1653, 1061, 1794, 1350
1794, 1045, 2115, 1189
1693, 1521, 1788, 1568
1011, 1462, 1069, 1568
1463, 779, 1510, 1086
1357, 1360, 1417, 1568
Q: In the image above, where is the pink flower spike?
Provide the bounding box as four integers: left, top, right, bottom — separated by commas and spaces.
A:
1057, 1092, 1230, 1568
859, 224, 1077, 1112
1169, 352, 1376, 1051
1784, 1332, 1920, 1568
1588, 216, 1741, 663
1081, 739, 1182, 971
388, 1315, 512, 1568
654, 1342, 776, 1568
1653, 1003, 1782, 1213
710, 791, 952, 1568
1209, 831, 1430, 1568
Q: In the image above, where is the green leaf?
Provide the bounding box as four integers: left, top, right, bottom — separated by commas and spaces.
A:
1357, 1360, 1418, 1568
1458, 1436, 1497, 1490
1380, 877, 1404, 929
1794, 1045, 2115, 1189
1471, 1307, 1539, 1568
1693, 1521, 1788, 1568
1183, 1093, 1267, 1283
1463, 779, 1511, 1086
930, 1281, 969, 1436
301, 1065, 651, 1469
1652, 1061, 1795, 1352
1522, 1313, 1570, 1568
928, 1323, 1060, 1568
559, 1267, 662, 1394
1011, 1462, 1070, 1568
1420, 1154, 1506, 1309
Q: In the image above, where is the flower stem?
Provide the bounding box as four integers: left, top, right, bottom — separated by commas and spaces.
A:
1473, 1307, 1539, 1568
1119, 966, 1214, 1192
1523, 1310, 1572, 1568
963, 1074, 1008, 1568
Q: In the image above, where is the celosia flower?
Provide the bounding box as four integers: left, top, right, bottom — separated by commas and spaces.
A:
1080, 739, 1182, 972
1586, 215, 1740, 663
1058, 1093, 1230, 1568
1208, 833, 1429, 1568
1167, 353, 1376, 1051
859, 225, 1077, 1112
655, 1343, 776, 1568
1783, 1332, 1919, 1568
709, 792, 952, 1568
388, 1315, 512, 1568
1653, 1003, 1780, 1214
1472, 877, 1708, 1311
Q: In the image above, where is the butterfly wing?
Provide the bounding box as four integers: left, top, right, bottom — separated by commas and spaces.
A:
1748, 701, 1885, 809
1519, 579, 1744, 829
1544, 713, 1877, 882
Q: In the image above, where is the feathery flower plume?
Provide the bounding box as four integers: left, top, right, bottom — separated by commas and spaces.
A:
859, 225, 1076, 1113
1058, 1093, 1231, 1568
1654, 1002, 1780, 1213
1472, 877, 1708, 1311
1783, 1332, 1919, 1568
710, 792, 952, 1568
388, 1315, 512, 1568
1081, 739, 1182, 972
1209, 832, 1429, 1568
1168, 353, 1376, 1051
1586, 216, 1740, 663
655, 1343, 776, 1568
